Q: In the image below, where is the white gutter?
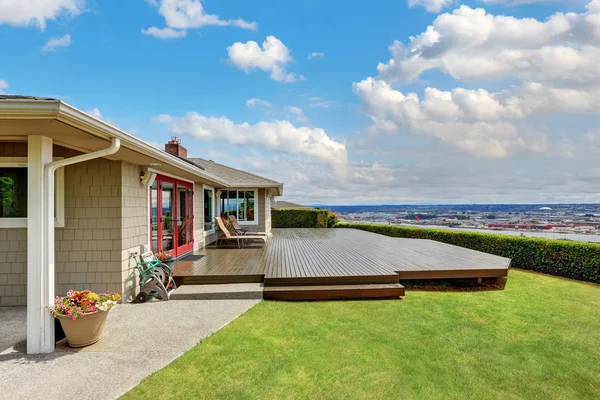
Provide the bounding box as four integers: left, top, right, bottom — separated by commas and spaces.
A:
45, 137, 121, 174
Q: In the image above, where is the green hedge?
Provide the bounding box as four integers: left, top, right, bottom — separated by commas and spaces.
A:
273, 209, 339, 228
336, 223, 600, 283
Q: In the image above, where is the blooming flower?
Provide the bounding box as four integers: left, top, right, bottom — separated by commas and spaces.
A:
46, 290, 121, 320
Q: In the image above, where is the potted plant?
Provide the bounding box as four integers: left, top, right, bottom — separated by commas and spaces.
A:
47, 289, 121, 348
155, 251, 175, 268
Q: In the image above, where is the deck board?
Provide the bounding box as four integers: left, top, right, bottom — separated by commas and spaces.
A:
172, 228, 511, 290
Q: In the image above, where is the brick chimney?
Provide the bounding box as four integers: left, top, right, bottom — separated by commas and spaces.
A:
165, 136, 187, 158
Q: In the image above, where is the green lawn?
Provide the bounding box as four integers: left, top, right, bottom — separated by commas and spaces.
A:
122, 270, 600, 400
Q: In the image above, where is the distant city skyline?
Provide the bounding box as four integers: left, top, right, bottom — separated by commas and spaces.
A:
1, 0, 598, 203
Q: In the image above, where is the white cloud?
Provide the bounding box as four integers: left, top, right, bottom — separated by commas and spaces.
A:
408, 0, 581, 13
408, 0, 454, 13
141, 27, 187, 39
308, 52, 324, 60
87, 108, 103, 119
246, 98, 273, 108
0, 80, 8, 94
354, 1, 600, 160
379, 1, 600, 85
286, 106, 307, 122
308, 98, 339, 108
155, 112, 347, 166
86, 108, 116, 125
143, 0, 256, 40
42, 34, 72, 53
227, 36, 302, 83
353, 77, 595, 158
0, 0, 83, 30
234, 145, 600, 204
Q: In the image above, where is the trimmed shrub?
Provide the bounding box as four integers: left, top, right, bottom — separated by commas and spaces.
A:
336, 223, 600, 283
273, 209, 339, 228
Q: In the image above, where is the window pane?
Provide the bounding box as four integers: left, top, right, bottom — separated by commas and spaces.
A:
220, 191, 227, 217
238, 191, 245, 221
161, 182, 174, 253
177, 185, 187, 248
0, 168, 27, 218
226, 190, 237, 218
245, 190, 255, 222
204, 189, 213, 231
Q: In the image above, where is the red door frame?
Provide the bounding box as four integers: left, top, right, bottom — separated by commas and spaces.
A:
175, 180, 194, 255
151, 175, 194, 258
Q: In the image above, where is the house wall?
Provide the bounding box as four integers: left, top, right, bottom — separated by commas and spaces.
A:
119, 161, 148, 302
0, 143, 125, 305
0, 228, 27, 305
54, 154, 123, 297
0, 142, 151, 306
265, 194, 272, 234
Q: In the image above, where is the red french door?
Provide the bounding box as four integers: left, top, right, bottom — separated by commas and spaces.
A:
150, 175, 194, 257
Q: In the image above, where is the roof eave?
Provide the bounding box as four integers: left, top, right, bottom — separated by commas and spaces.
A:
227, 182, 283, 196
56, 103, 231, 186
0, 99, 231, 186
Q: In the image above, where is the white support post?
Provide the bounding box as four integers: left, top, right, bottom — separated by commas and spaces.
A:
27, 135, 55, 354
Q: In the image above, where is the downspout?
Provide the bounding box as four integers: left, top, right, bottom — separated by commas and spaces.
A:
45, 138, 121, 173
32, 137, 120, 354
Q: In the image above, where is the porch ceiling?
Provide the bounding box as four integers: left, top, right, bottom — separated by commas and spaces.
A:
0, 119, 223, 186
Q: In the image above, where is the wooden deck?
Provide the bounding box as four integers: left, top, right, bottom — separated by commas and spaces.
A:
173, 228, 511, 300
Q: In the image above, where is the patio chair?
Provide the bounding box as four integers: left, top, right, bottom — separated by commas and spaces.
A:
214, 217, 267, 248
228, 215, 273, 240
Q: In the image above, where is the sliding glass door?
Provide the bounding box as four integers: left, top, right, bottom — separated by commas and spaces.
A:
150, 175, 194, 257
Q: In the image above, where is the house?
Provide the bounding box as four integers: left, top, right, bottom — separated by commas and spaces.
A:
0, 95, 282, 354
271, 200, 311, 209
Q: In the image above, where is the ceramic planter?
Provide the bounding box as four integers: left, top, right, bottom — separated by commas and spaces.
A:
56, 310, 110, 347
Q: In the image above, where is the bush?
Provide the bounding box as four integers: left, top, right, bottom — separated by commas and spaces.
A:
336, 223, 600, 283
273, 209, 339, 228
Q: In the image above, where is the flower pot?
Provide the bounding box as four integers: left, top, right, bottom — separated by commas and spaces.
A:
56, 310, 110, 347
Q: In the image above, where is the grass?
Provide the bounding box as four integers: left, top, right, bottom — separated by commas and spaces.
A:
122, 270, 600, 400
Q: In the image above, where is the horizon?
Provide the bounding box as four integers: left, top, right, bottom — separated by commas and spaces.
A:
307, 202, 600, 206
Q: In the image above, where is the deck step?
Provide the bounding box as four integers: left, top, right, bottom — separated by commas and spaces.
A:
170, 283, 264, 300
264, 274, 399, 287
263, 283, 405, 301
174, 274, 264, 286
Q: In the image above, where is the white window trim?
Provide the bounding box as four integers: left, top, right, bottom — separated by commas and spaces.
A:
219, 188, 259, 226
0, 157, 65, 228
203, 185, 216, 236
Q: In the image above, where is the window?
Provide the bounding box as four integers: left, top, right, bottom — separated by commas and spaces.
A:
203, 186, 215, 235
220, 189, 257, 225
0, 158, 64, 228
0, 168, 27, 218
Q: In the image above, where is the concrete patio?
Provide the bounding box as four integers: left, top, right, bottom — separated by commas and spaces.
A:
0, 299, 260, 400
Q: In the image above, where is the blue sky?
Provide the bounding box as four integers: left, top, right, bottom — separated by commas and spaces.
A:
1, 0, 599, 204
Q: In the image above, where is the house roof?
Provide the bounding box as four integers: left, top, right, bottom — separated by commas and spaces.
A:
188, 158, 283, 193
0, 95, 56, 101
271, 200, 311, 209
